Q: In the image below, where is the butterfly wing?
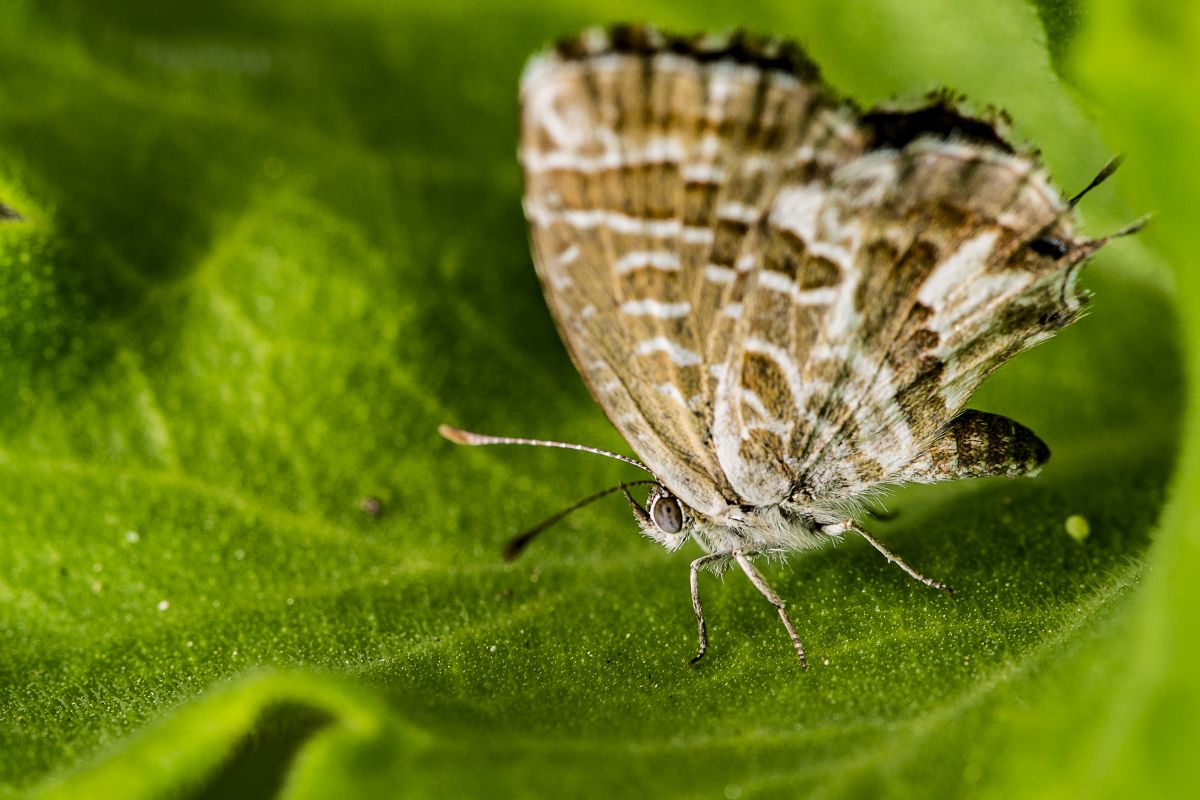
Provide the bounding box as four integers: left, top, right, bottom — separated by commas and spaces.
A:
521, 26, 1102, 516
520, 27, 862, 516
718, 128, 1098, 508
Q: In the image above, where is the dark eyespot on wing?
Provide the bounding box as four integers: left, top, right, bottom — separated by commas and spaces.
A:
892, 409, 1050, 484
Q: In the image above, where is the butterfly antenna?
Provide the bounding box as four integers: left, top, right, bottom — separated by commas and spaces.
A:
503, 480, 659, 561
1101, 214, 1151, 241
1068, 155, 1123, 208
438, 424, 653, 473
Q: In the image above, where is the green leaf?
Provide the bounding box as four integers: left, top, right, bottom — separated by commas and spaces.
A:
0, 1, 1186, 798
1028, 0, 1085, 73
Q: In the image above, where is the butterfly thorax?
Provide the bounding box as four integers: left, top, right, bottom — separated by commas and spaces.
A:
695, 504, 836, 556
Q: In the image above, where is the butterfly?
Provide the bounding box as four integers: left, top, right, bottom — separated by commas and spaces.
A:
441, 24, 1142, 666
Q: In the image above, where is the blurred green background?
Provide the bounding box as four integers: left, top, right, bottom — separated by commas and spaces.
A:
0, 0, 1195, 797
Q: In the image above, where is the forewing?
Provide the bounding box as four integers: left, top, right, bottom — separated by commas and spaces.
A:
520, 26, 1106, 515
519, 27, 860, 516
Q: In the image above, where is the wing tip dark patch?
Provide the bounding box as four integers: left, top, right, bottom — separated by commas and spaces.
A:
552, 23, 824, 85
543, 28, 1030, 162
862, 94, 1016, 154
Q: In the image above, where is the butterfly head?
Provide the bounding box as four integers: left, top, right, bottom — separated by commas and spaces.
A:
630, 483, 691, 551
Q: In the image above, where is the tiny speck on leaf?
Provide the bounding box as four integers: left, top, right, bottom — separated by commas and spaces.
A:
0, 200, 23, 221
1065, 514, 1091, 542
360, 496, 383, 518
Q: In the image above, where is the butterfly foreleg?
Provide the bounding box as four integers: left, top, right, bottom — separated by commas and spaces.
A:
733, 552, 808, 668
688, 553, 726, 665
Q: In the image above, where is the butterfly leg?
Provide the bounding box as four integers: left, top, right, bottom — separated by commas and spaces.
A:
845, 523, 955, 596
733, 552, 807, 668
688, 554, 726, 665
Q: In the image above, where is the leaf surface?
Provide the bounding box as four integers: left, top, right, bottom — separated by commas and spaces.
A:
0, 1, 1186, 798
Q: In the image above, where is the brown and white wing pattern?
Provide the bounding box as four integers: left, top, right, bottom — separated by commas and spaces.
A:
721, 128, 1099, 508
520, 25, 1106, 518
807, 139, 1089, 500
520, 27, 861, 517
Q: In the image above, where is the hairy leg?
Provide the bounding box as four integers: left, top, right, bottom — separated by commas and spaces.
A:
838, 522, 955, 595
688, 554, 726, 664
734, 552, 807, 668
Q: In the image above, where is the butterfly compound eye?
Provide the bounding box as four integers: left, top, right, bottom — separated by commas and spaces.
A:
1030, 236, 1070, 259
650, 493, 684, 534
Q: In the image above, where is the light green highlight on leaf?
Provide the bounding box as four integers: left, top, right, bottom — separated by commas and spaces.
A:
1065, 514, 1091, 543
